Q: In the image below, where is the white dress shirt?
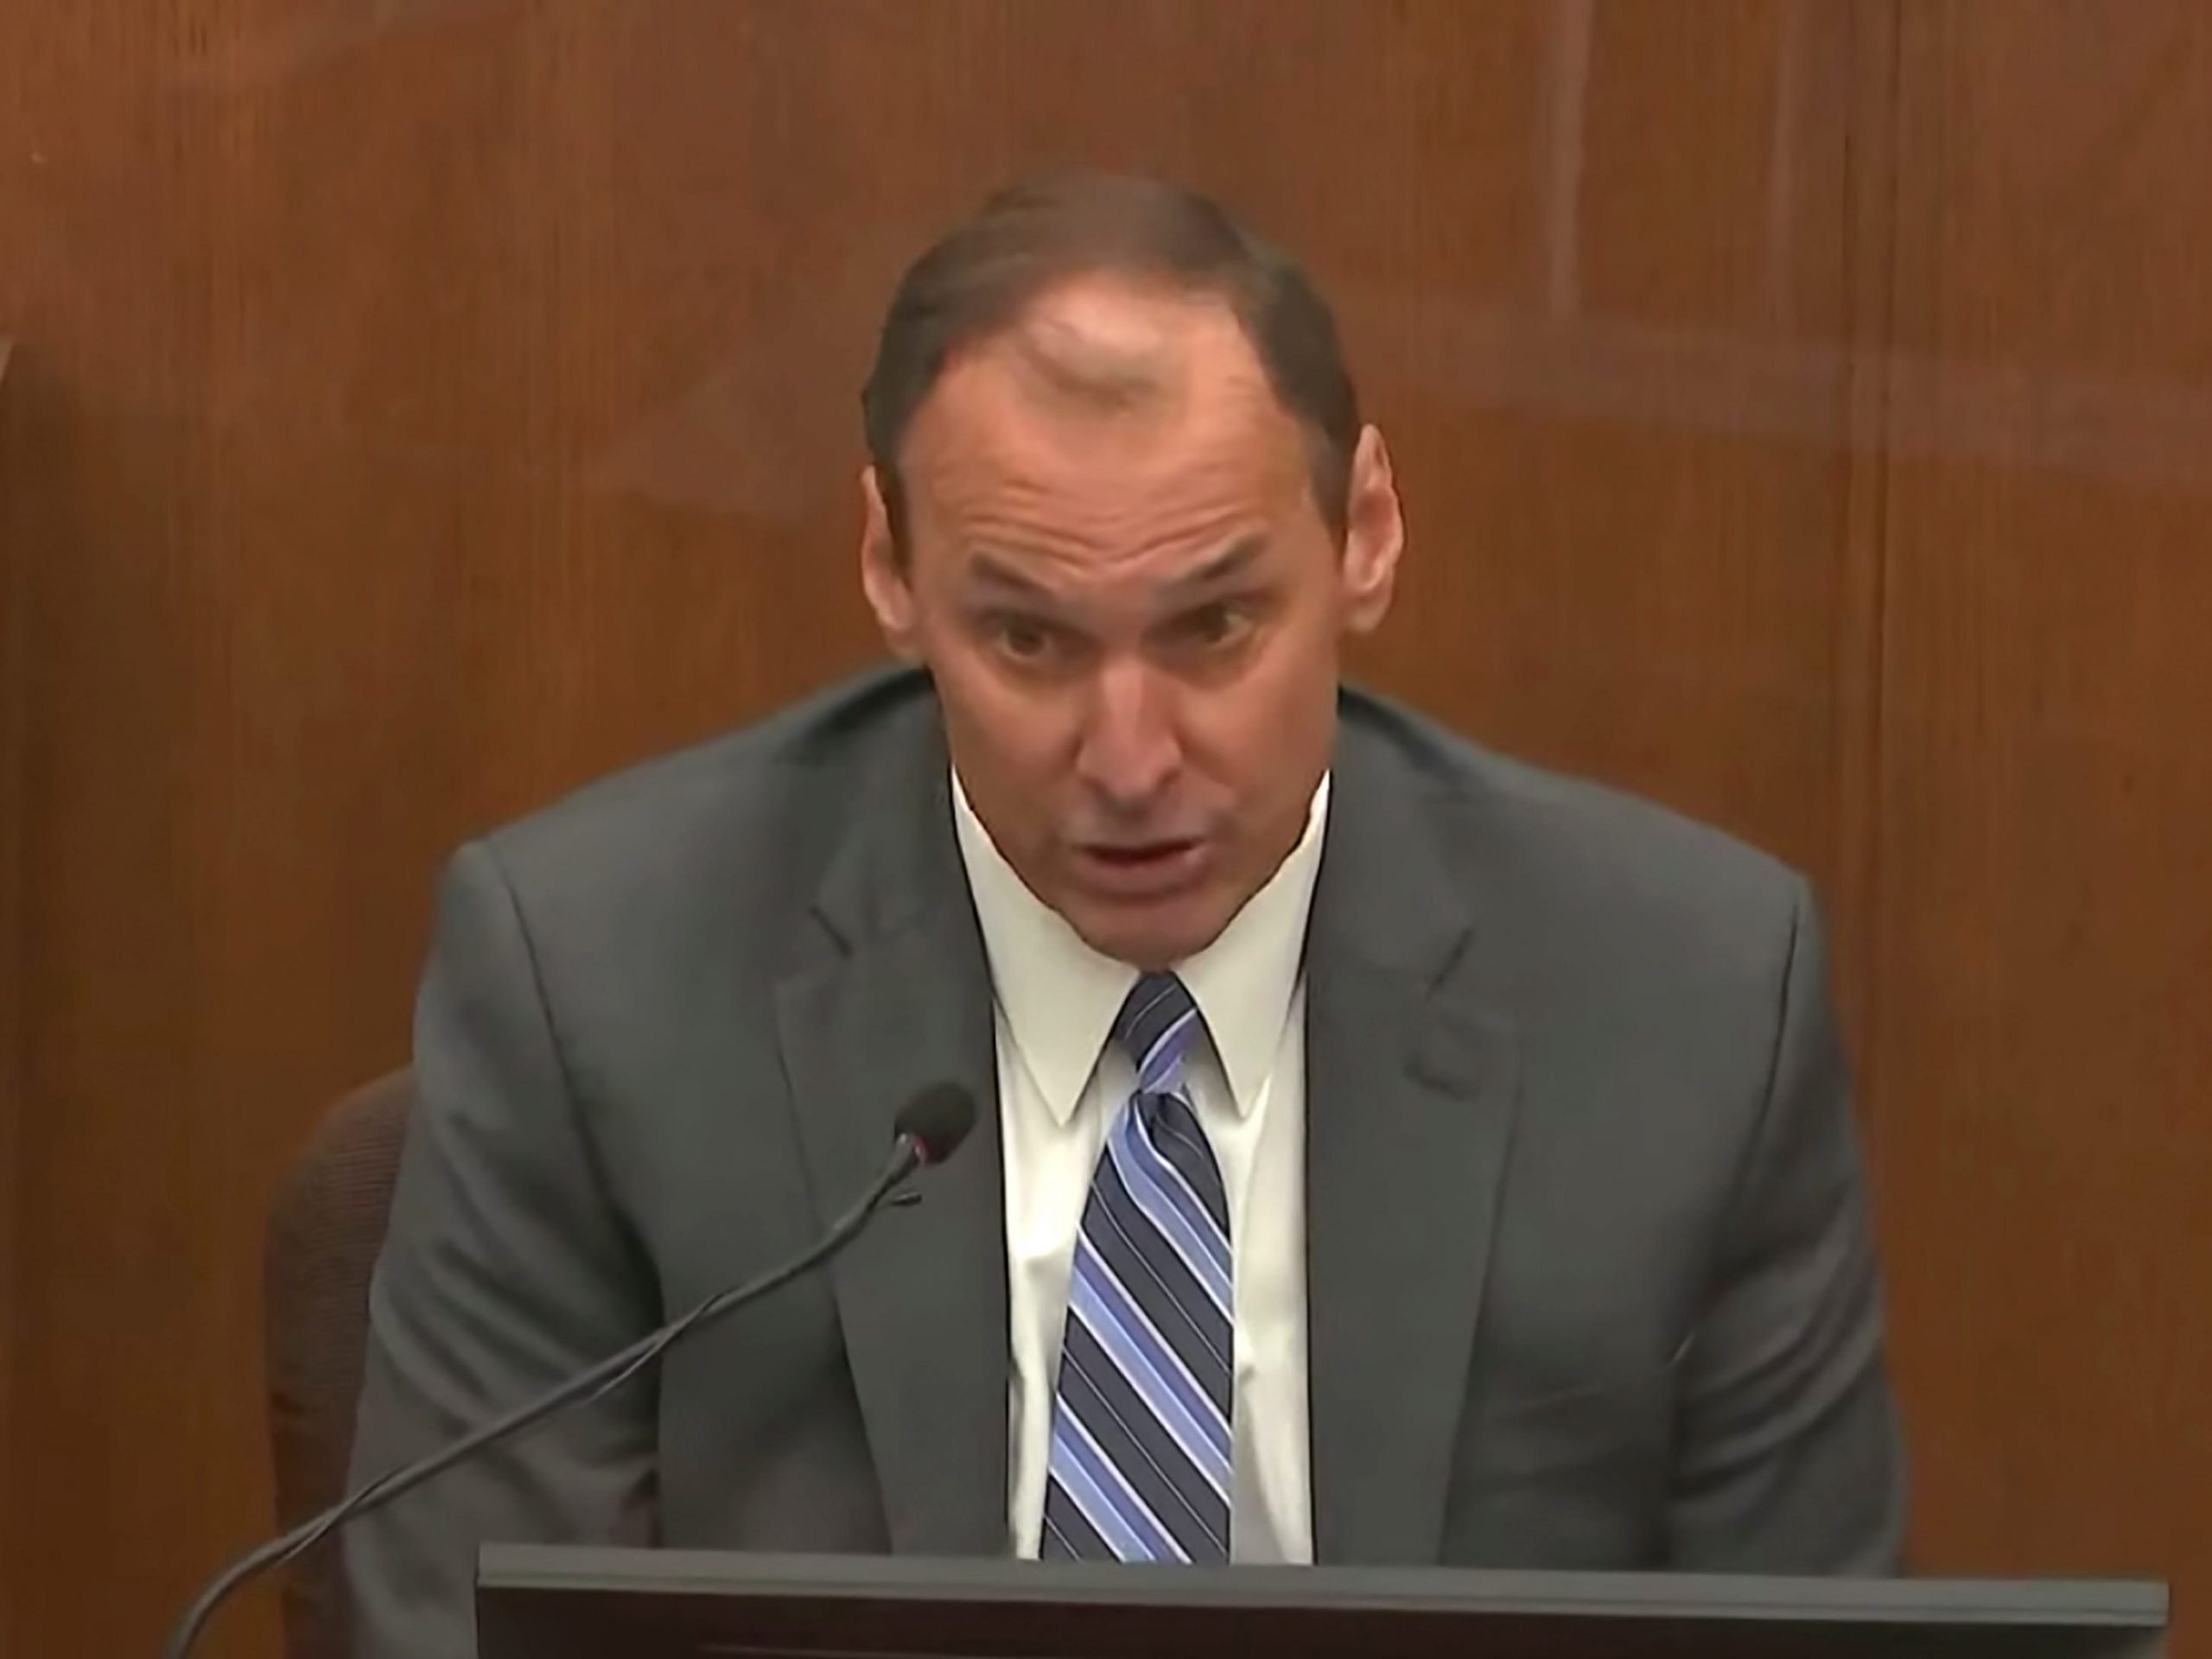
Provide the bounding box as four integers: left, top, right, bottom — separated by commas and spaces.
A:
950, 772, 1327, 1565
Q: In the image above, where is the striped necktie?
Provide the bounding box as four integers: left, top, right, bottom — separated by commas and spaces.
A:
1041, 972, 1232, 1563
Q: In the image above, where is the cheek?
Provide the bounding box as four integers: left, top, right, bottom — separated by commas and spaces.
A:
934, 655, 1078, 785
1185, 638, 1337, 793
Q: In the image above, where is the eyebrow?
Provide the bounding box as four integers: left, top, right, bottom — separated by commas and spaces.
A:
1166, 534, 1268, 595
966, 552, 1054, 598
966, 533, 1268, 601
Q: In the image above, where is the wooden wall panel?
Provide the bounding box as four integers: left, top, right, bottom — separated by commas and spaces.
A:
0, 329, 22, 1657
3, 13, 44, 1637
1867, 1, 2212, 1635
1354, 0, 1874, 899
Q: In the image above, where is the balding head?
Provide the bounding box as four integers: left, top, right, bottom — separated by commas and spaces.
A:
1002, 277, 1187, 415
861, 171, 1361, 551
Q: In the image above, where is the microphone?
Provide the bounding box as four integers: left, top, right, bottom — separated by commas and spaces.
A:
158, 1081, 978, 1659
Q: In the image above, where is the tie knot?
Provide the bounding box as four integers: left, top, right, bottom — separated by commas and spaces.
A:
1114, 972, 1201, 1090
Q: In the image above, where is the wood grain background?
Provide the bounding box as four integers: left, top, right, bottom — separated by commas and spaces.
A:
3, 3, 2209, 1656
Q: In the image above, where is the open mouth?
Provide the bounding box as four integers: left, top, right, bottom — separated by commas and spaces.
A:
1086, 841, 1194, 866
1073, 837, 1208, 895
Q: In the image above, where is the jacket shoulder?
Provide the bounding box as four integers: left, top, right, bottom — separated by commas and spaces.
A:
1341, 687, 1808, 952
470, 664, 933, 919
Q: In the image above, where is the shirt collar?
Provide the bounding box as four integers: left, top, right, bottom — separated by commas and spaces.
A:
951, 771, 1330, 1125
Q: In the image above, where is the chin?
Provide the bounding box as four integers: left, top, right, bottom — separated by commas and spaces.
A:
1065, 901, 1227, 973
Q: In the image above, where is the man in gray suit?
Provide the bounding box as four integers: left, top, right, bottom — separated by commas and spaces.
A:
346, 173, 1904, 1657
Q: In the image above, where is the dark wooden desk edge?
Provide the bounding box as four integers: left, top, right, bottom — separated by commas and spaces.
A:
479, 1546, 2170, 1629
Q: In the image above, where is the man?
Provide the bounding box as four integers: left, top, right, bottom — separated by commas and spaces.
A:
346, 173, 1904, 1657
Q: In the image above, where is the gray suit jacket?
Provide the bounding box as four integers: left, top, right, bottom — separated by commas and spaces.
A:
345, 668, 1904, 1659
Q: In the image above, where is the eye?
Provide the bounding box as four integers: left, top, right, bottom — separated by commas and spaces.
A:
996, 618, 1050, 658
983, 612, 1074, 668
1171, 601, 1253, 652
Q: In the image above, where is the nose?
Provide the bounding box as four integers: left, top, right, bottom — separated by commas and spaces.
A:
1076, 658, 1181, 813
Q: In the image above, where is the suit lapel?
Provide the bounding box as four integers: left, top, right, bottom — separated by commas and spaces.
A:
774, 709, 1010, 1557
1305, 719, 1522, 1564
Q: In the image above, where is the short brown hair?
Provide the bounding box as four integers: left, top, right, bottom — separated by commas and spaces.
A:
861, 171, 1362, 549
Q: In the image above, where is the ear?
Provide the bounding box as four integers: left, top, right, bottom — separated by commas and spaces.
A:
859, 466, 923, 662
1338, 424, 1404, 635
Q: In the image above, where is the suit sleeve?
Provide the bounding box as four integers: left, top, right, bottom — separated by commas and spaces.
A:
344, 841, 660, 1659
1665, 883, 1908, 1572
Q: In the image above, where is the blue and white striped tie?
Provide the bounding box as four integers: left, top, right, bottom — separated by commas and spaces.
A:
1041, 972, 1232, 1564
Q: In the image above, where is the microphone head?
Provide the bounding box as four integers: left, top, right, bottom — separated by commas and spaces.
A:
894, 1083, 977, 1167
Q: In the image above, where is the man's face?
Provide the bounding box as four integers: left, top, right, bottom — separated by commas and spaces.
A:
861, 275, 1402, 969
